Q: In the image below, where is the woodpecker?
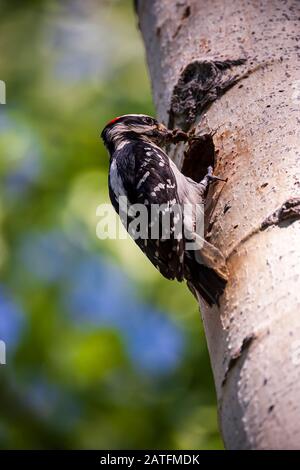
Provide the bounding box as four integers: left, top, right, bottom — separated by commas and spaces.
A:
101, 114, 228, 306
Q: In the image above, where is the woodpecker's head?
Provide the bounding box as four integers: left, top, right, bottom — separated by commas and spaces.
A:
101, 114, 171, 154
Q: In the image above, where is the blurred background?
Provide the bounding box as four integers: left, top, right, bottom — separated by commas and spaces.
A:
0, 0, 222, 449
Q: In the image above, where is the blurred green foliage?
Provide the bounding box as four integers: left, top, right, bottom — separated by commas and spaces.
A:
0, 0, 223, 449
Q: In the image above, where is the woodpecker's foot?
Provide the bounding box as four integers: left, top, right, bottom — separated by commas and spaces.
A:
206, 166, 227, 183
198, 166, 227, 194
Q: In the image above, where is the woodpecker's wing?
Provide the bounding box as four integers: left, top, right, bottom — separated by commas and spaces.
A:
127, 142, 185, 281
183, 234, 228, 306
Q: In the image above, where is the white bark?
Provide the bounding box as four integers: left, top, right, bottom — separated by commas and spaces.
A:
136, 0, 300, 449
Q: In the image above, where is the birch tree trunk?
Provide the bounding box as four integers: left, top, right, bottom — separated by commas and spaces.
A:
136, 0, 300, 450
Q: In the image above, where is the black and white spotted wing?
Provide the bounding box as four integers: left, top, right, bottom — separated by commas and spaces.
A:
109, 141, 185, 281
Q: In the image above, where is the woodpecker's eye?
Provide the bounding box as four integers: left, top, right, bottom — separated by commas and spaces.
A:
143, 117, 154, 126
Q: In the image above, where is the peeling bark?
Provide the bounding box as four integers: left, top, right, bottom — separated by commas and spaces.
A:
137, 0, 300, 449
169, 58, 248, 129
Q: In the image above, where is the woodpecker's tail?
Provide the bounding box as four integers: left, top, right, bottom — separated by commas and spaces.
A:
185, 254, 227, 306
184, 236, 228, 307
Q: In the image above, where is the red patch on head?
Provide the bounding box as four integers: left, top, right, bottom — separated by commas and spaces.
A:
107, 116, 121, 126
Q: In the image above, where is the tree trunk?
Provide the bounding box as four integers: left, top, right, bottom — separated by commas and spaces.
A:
136, 0, 300, 450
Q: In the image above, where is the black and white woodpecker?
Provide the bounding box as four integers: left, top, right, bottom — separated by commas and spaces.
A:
101, 114, 228, 306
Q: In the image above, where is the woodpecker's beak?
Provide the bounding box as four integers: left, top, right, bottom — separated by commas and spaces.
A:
153, 123, 188, 145
156, 123, 175, 142
157, 123, 189, 144
157, 123, 169, 134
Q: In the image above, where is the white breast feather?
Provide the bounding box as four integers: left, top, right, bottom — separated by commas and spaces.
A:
110, 160, 126, 199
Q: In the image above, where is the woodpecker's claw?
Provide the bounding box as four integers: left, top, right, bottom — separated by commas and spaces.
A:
207, 166, 227, 183
198, 167, 227, 197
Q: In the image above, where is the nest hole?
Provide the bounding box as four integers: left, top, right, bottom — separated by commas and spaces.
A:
181, 133, 216, 182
